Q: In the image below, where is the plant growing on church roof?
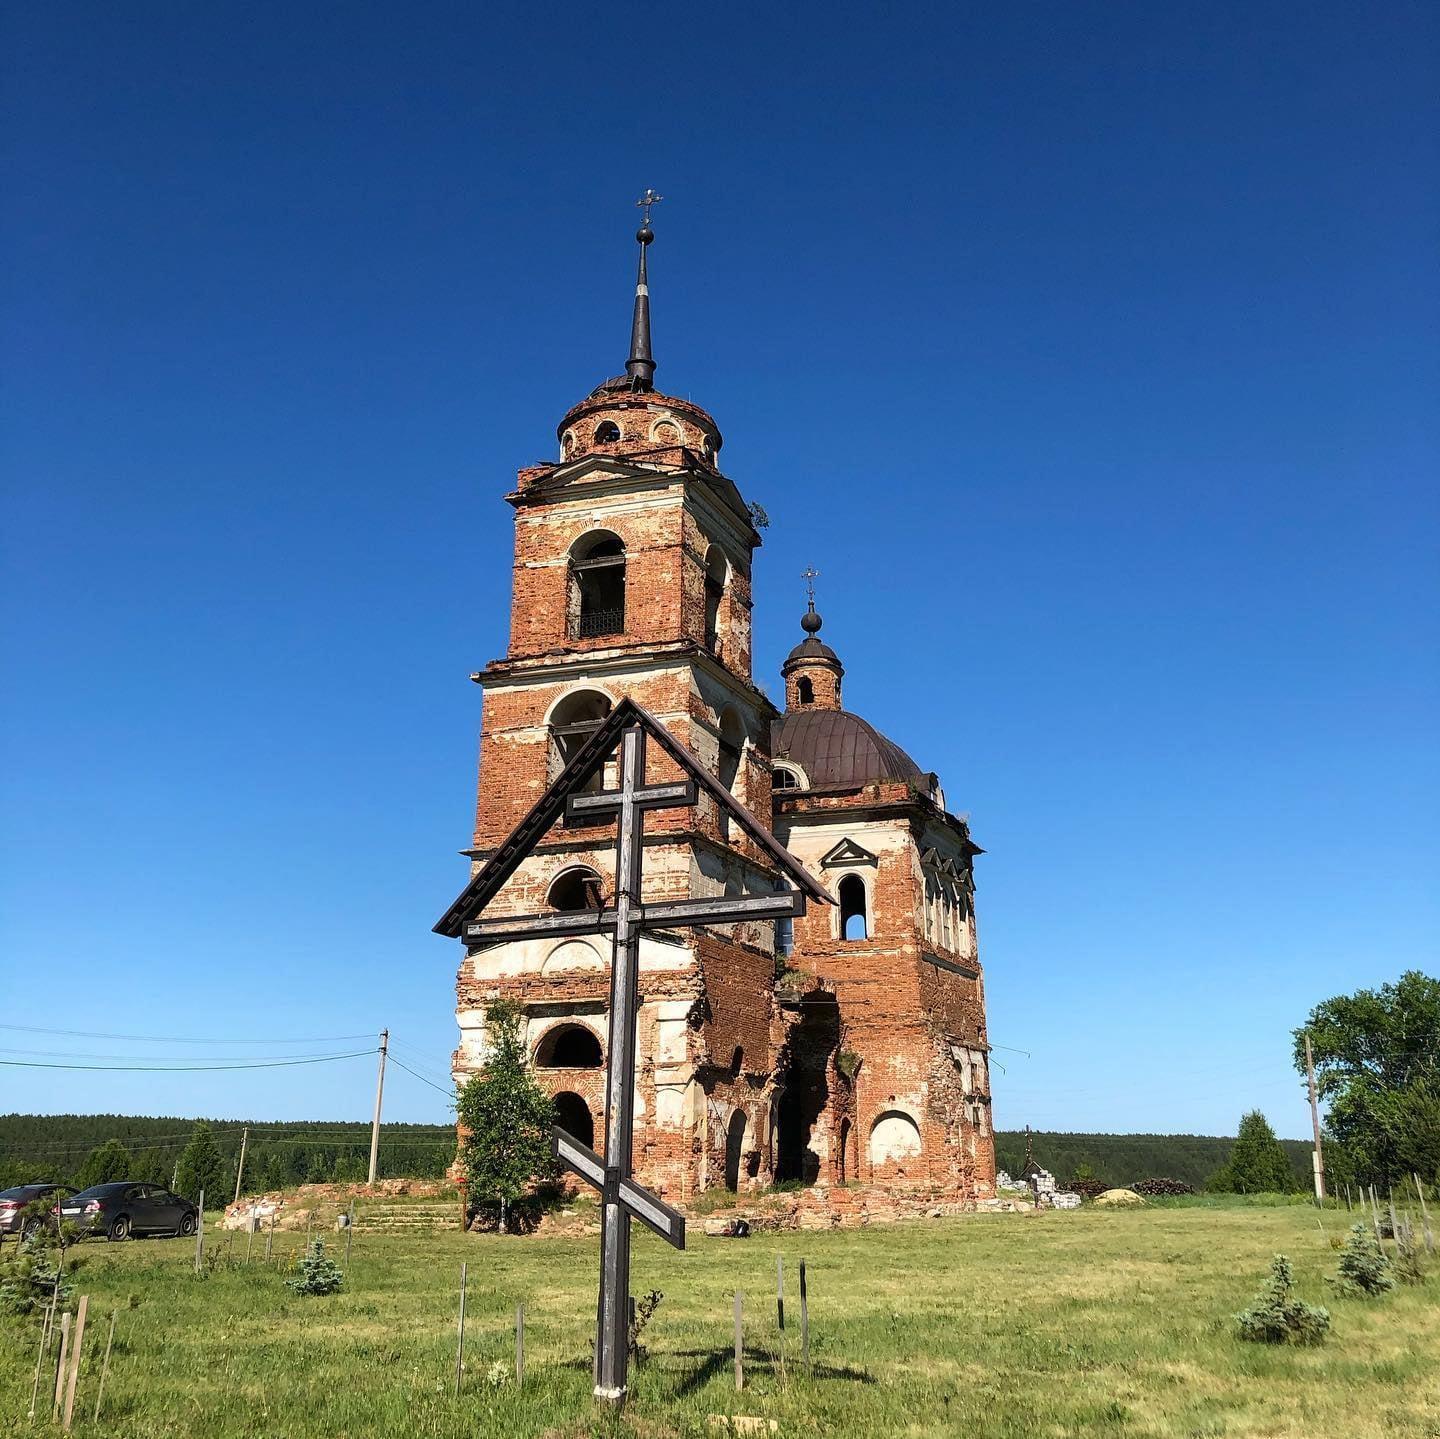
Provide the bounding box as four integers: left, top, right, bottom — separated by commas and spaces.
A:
456, 999, 557, 1235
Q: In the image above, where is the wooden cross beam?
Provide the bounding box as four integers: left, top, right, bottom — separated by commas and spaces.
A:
462, 718, 813, 1405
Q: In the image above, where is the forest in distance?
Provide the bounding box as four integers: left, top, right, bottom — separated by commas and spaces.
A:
0, 1112, 1315, 1195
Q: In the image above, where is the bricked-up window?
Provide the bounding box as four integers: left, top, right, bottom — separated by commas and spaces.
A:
547, 866, 604, 911
797, 676, 814, 706
704, 544, 729, 655
568, 531, 626, 639
548, 689, 613, 792
535, 1024, 603, 1069
838, 874, 869, 941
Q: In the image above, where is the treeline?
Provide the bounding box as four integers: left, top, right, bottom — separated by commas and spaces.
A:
0, 1113, 456, 1198
992, 1130, 1311, 1191
1, 1113, 1318, 1198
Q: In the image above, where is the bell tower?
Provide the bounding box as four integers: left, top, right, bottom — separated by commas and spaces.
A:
454, 201, 788, 1197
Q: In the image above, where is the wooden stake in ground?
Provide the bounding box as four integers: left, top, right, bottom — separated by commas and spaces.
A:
799, 1258, 810, 1374
28, 1287, 58, 1421
92, 1311, 117, 1424
344, 1201, 355, 1268
61, 1293, 88, 1432
733, 1291, 743, 1391
266, 1211, 275, 1262
515, 1303, 524, 1387
246, 1208, 256, 1263
1414, 1172, 1434, 1255
194, 1189, 205, 1273
454, 1262, 468, 1396
776, 1254, 785, 1331
52, 1311, 71, 1419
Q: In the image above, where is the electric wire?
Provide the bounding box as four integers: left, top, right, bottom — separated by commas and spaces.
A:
0, 1023, 378, 1044
385, 1055, 456, 1098
0, 1050, 376, 1073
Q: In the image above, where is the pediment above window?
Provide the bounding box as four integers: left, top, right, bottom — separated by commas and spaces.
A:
819, 837, 879, 868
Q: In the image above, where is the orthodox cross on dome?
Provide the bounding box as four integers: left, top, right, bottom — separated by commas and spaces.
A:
635, 187, 664, 225
801, 565, 820, 610
433, 698, 830, 1405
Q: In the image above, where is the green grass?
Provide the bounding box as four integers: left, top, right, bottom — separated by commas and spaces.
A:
3, 1201, 1437, 1437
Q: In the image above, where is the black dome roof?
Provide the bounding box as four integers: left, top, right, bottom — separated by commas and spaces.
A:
772, 708, 927, 790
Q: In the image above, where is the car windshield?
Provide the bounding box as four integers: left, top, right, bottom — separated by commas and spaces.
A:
70, 1184, 131, 1200
0, 1187, 33, 1201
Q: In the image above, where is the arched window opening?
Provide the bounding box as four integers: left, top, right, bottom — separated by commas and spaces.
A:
704, 545, 729, 655
548, 690, 612, 792
838, 1118, 853, 1183
568, 532, 626, 639
560, 429, 576, 459
772, 765, 800, 792
839, 874, 868, 941
535, 1024, 603, 1069
723, 1109, 748, 1192
593, 420, 621, 444
552, 1092, 594, 1150
547, 866, 604, 912
775, 880, 795, 957
797, 676, 814, 706
716, 708, 745, 839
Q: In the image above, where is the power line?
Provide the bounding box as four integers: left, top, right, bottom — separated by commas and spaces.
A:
0, 1023, 377, 1044
0, 1050, 376, 1074
386, 1055, 456, 1098
0, 1047, 374, 1064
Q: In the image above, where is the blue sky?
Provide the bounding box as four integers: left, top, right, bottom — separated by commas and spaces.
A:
2, 2, 1435, 1139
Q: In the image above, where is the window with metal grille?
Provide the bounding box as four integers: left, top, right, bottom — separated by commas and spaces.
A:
568, 533, 625, 639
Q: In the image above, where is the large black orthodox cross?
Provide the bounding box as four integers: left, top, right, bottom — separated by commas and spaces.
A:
434, 698, 830, 1405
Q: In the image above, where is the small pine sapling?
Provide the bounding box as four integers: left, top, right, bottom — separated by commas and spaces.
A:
0, 1229, 73, 1316
627, 1289, 663, 1366
286, 1238, 344, 1296
1330, 1222, 1395, 1296
1235, 1255, 1330, 1344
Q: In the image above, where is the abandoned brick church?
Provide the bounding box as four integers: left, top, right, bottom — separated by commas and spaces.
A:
437, 214, 996, 1207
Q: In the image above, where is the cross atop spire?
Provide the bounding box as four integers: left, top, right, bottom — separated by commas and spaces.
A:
625, 189, 662, 391
801, 565, 821, 611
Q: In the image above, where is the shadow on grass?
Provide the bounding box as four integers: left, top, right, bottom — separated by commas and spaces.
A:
661, 1347, 877, 1397
555, 1348, 876, 1397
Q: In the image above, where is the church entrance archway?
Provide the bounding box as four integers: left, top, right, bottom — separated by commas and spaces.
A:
723, 1109, 748, 1191
775, 991, 841, 1185
553, 1092, 594, 1151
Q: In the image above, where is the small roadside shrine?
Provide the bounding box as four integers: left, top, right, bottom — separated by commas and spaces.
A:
434, 698, 830, 1405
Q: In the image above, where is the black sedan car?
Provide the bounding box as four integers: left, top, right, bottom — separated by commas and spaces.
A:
58, 1183, 198, 1241
0, 1183, 76, 1236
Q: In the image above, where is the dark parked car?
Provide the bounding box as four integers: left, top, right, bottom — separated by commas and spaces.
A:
0, 1183, 76, 1237
58, 1183, 198, 1241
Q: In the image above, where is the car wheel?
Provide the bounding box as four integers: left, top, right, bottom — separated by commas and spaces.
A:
20, 1218, 41, 1241
108, 1215, 131, 1242
178, 1213, 196, 1238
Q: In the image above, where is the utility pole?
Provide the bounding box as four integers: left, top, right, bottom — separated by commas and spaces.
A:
1304, 1032, 1326, 1202
233, 1127, 249, 1206
368, 1029, 389, 1185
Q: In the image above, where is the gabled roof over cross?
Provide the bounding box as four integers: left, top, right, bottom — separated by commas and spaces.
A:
434, 696, 831, 938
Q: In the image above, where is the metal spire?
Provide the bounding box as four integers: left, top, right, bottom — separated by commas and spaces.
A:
800, 566, 822, 634
625, 189, 662, 391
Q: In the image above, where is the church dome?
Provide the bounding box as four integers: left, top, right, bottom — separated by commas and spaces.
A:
772, 707, 927, 790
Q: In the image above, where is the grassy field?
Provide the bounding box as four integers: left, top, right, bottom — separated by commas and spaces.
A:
3, 1199, 1437, 1438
